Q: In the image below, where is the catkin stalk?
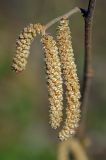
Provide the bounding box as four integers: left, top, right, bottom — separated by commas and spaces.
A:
57, 18, 81, 141
12, 23, 43, 72
41, 34, 63, 129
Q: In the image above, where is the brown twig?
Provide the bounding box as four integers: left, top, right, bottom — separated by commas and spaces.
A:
79, 0, 96, 139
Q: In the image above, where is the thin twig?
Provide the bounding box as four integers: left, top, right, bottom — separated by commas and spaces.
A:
42, 7, 81, 34
79, 0, 96, 139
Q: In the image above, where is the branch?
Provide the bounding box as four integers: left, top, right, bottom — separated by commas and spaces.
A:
79, 0, 96, 139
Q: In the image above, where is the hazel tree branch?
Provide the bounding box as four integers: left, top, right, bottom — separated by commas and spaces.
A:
79, 0, 96, 139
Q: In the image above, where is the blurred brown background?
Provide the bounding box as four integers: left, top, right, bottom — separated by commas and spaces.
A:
0, 0, 106, 159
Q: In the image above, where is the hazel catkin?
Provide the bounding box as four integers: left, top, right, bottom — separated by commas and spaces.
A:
12, 23, 43, 72
41, 34, 63, 129
56, 18, 81, 141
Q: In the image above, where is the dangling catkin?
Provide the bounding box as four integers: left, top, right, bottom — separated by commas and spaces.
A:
12, 23, 43, 72
41, 34, 63, 129
56, 18, 81, 141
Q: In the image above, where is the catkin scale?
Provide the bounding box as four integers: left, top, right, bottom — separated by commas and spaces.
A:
12, 23, 43, 72
56, 18, 81, 141
41, 34, 63, 129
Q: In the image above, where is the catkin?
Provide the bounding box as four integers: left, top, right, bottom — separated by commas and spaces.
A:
56, 18, 81, 141
41, 34, 63, 129
12, 23, 43, 72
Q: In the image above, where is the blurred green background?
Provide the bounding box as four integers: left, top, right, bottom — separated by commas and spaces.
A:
0, 0, 106, 159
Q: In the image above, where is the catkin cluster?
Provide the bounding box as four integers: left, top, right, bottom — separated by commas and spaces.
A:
41, 34, 63, 129
12, 23, 43, 72
56, 18, 81, 141
12, 17, 81, 141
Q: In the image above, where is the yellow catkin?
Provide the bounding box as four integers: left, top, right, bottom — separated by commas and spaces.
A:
56, 18, 81, 141
41, 34, 63, 129
12, 23, 43, 72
